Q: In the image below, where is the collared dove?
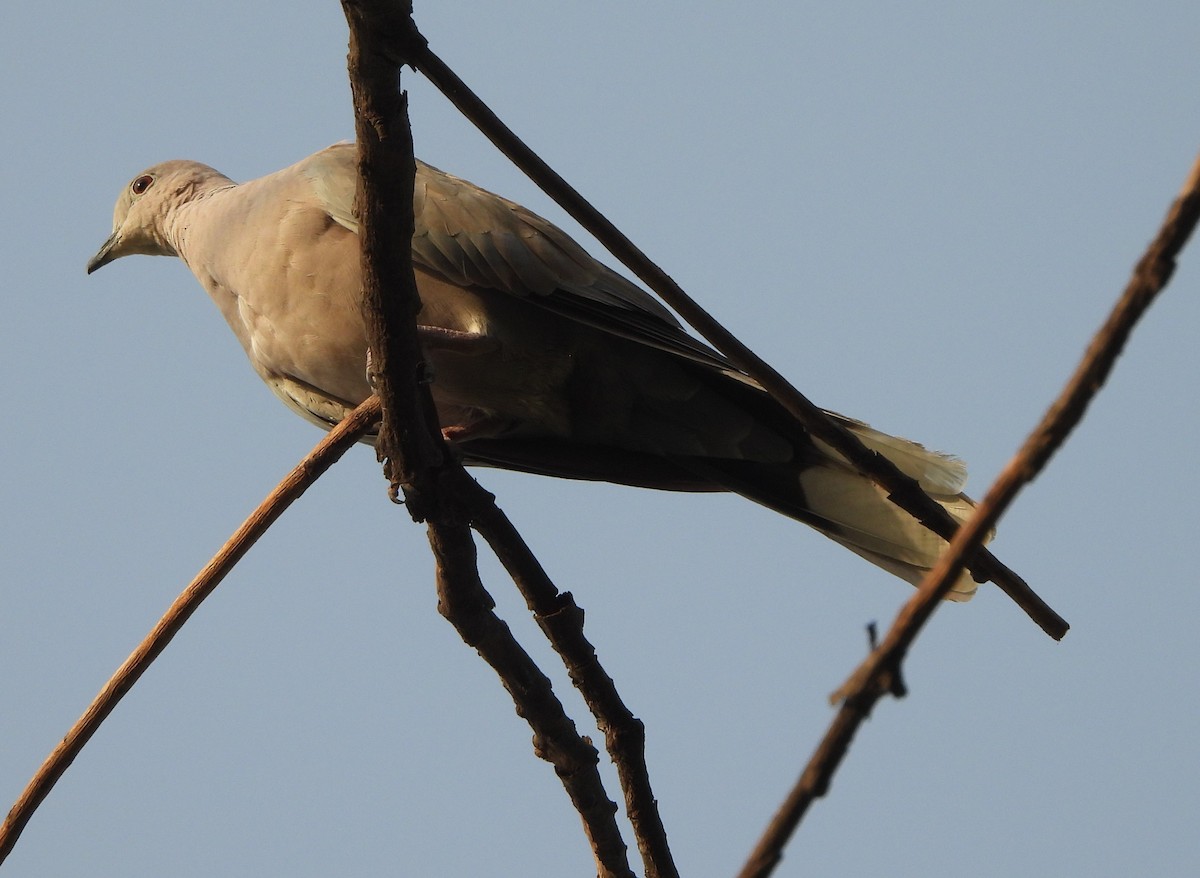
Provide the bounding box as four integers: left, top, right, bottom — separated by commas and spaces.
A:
89, 143, 983, 598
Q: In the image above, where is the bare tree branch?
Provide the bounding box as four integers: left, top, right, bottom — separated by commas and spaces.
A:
341, 0, 443, 506
0, 397, 382, 866
341, 3, 649, 875
464, 475, 678, 878
400, 38, 1066, 640
736, 151, 1200, 878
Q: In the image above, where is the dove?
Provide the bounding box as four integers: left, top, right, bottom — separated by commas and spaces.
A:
89, 143, 982, 598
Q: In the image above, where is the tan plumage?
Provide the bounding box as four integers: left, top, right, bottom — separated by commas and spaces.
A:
88, 143, 983, 599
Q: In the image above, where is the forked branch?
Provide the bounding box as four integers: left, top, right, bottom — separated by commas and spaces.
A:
342, 2, 655, 875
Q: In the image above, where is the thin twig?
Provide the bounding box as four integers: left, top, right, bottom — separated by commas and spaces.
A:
0, 397, 381, 866
462, 473, 678, 878
736, 151, 1200, 878
428, 517, 635, 878
403, 37, 1067, 640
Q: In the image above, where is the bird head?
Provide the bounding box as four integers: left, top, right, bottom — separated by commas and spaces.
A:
87, 160, 232, 273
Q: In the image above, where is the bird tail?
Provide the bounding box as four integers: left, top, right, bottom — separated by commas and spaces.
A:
797, 463, 981, 600
690, 418, 985, 599
802, 415, 984, 599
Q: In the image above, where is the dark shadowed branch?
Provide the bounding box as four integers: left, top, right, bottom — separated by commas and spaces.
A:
0, 397, 382, 866
736, 151, 1200, 878
341, 2, 664, 875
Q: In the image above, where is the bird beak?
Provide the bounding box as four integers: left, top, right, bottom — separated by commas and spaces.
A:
86, 232, 122, 274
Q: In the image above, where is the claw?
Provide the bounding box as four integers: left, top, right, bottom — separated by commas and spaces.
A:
364, 348, 379, 393
441, 411, 511, 443
416, 325, 501, 355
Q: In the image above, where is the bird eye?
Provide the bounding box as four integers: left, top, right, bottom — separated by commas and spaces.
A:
131, 174, 155, 196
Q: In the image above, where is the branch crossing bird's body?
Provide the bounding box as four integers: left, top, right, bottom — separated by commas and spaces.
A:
89, 143, 983, 598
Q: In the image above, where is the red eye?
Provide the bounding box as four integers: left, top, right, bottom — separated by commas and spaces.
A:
131, 174, 154, 196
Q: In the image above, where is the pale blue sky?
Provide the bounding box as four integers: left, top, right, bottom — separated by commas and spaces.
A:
3, 3, 1198, 876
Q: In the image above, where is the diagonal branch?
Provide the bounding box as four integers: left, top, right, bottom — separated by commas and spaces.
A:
0, 397, 382, 867
736, 151, 1200, 878
401, 37, 1066, 640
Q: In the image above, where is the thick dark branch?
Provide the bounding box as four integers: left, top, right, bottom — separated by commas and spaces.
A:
736, 151, 1200, 878
341, 4, 638, 875
342, 0, 443, 513
0, 398, 381, 866
404, 39, 1066, 640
